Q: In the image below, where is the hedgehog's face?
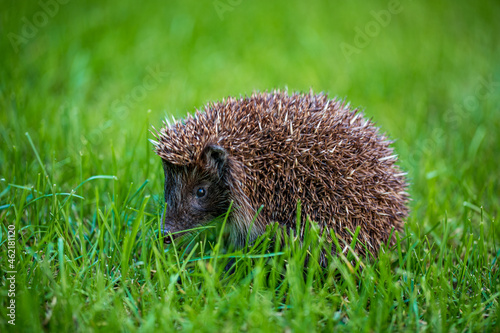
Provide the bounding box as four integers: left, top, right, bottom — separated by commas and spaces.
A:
161, 145, 230, 244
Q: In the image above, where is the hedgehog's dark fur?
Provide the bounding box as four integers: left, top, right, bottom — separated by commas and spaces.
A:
152, 90, 409, 257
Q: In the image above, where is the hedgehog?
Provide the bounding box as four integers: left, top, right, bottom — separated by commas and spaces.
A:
151, 90, 409, 258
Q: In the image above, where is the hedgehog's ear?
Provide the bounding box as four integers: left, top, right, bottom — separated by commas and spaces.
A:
204, 145, 227, 177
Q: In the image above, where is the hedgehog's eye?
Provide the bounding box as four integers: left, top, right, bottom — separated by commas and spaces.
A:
195, 187, 207, 198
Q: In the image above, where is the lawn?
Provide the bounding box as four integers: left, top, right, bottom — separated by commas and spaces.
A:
1, 0, 499, 331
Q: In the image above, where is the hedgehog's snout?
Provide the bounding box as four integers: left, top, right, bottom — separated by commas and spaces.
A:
162, 224, 182, 244
161, 210, 180, 244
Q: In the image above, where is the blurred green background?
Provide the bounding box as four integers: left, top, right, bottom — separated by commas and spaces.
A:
1, 0, 499, 251
1, 0, 500, 330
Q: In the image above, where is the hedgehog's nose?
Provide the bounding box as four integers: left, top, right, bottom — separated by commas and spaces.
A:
160, 210, 169, 237
163, 229, 178, 244
161, 210, 175, 244
162, 225, 174, 244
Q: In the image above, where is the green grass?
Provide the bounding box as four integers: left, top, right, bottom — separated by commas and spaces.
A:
1, 0, 499, 331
